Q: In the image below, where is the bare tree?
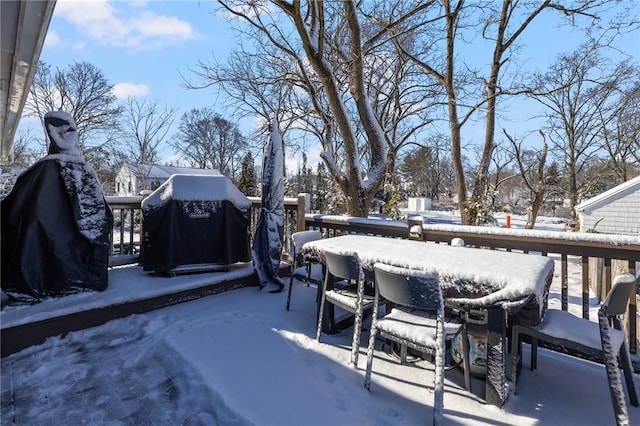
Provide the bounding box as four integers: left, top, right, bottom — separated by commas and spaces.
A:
504, 130, 548, 229
199, 1, 440, 216
25, 60, 122, 153
599, 78, 640, 182
185, 46, 302, 147
531, 43, 635, 220
121, 98, 175, 165
399, 143, 452, 200
10, 128, 43, 168
485, 142, 517, 212
120, 98, 176, 190
172, 108, 247, 178
394, 0, 615, 224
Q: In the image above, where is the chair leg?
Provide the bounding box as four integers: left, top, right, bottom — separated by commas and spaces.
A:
286, 273, 294, 311
305, 263, 311, 287
599, 310, 630, 425
350, 278, 366, 367
316, 275, 330, 342
612, 317, 639, 406
432, 320, 446, 426
364, 295, 380, 390
530, 337, 538, 370
619, 342, 639, 407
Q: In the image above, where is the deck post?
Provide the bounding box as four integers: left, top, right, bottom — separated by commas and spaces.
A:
297, 193, 308, 232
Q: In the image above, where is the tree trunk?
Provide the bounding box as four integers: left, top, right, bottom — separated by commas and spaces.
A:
526, 189, 544, 229
341, 180, 371, 217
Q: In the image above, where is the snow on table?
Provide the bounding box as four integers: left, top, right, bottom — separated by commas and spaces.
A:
303, 235, 555, 323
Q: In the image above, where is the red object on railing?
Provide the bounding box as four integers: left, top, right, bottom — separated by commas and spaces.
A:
506, 215, 511, 228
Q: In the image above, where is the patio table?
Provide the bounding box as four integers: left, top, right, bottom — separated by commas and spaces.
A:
302, 234, 555, 407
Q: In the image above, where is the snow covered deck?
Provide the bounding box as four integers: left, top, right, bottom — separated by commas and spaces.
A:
1, 262, 288, 356
2, 274, 639, 425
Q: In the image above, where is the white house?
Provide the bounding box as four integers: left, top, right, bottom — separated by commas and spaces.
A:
407, 197, 432, 211
575, 175, 640, 236
114, 163, 221, 196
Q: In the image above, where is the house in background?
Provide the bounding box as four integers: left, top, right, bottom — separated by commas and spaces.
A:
576, 175, 639, 304
114, 163, 221, 196
575, 175, 640, 236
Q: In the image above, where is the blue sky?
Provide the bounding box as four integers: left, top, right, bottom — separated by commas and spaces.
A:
27, 0, 240, 165
25, 0, 640, 169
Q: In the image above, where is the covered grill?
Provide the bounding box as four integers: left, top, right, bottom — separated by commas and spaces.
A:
141, 174, 251, 275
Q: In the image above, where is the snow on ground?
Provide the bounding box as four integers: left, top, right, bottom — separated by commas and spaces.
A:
2, 269, 639, 425
407, 208, 570, 232
2, 210, 639, 425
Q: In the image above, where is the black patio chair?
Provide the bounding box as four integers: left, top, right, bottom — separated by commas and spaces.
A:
364, 263, 470, 426
286, 230, 323, 311
511, 272, 638, 426
316, 249, 375, 367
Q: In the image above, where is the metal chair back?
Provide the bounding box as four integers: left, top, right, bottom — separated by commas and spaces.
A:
324, 250, 361, 281
373, 264, 441, 311
603, 273, 636, 317
286, 230, 323, 311
291, 230, 322, 263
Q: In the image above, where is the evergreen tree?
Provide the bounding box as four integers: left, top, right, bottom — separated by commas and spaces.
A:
300, 154, 313, 194
544, 161, 563, 215
284, 176, 295, 197
238, 152, 257, 196
314, 162, 330, 212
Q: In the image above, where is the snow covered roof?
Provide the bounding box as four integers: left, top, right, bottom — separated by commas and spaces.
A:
575, 175, 640, 212
141, 174, 251, 210
124, 163, 220, 180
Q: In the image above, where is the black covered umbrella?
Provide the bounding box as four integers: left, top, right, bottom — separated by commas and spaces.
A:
252, 118, 286, 292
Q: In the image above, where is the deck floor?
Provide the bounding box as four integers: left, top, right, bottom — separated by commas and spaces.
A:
0, 262, 277, 356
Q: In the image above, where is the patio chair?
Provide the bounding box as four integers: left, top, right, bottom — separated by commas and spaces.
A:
286, 230, 324, 311
511, 272, 638, 425
364, 263, 470, 426
316, 249, 375, 367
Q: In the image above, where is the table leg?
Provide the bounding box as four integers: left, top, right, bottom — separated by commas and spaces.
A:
315, 269, 367, 334
316, 265, 332, 333
485, 307, 507, 407
316, 265, 343, 334
317, 288, 359, 334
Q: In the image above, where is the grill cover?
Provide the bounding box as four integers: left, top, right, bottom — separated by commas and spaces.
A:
141, 174, 251, 275
1, 111, 112, 300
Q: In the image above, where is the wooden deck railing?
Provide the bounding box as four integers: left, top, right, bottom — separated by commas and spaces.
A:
105, 196, 144, 266
104, 193, 639, 353
248, 194, 308, 254
105, 193, 308, 265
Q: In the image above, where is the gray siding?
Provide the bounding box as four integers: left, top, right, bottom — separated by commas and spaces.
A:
580, 188, 640, 235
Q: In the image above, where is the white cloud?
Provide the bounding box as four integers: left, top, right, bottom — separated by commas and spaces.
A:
43, 30, 85, 50
53, 0, 195, 50
44, 30, 60, 46
112, 82, 149, 99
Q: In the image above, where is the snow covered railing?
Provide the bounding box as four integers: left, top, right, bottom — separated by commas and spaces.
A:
304, 213, 640, 353
105, 193, 306, 266
248, 194, 308, 254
